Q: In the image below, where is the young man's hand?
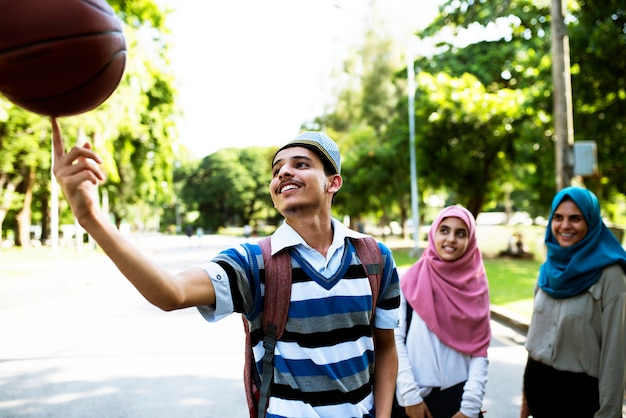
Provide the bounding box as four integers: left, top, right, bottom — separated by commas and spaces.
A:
51, 117, 105, 225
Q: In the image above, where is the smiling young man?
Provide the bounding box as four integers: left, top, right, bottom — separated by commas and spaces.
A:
52, 123, 400, 418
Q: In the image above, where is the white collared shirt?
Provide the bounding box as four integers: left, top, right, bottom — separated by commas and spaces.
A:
268, 218, 369, 277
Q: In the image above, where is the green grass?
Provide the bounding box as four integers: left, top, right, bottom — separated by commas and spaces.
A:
392, 248, 540, 318
392, 249, 420, 270
483, 258, 540, 305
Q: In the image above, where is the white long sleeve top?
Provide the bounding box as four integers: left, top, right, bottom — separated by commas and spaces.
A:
394, 293, 489, 418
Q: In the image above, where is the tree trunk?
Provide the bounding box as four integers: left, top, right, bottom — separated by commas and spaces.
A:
0, 172, 21, 247
40, 194, 50, 244
15, 168, 35, 247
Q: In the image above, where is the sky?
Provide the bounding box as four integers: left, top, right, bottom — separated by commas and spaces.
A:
164, 0, 443, 158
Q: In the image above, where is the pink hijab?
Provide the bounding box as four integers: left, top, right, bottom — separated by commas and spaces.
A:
400, 205, 491, 357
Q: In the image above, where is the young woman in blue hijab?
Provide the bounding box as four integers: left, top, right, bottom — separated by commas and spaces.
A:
520, 187, 626, 418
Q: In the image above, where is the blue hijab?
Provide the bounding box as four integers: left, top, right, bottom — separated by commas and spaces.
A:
538, 186, 626, 298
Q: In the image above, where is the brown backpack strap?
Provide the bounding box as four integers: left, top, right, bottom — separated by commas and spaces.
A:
242, 317, 260, 417
245, 236, 381, 417
350, 237, 383, 320
256, 237, 292, 417
257, 237, 292, 340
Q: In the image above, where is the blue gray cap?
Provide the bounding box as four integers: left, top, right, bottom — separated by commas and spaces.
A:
276, 131, 341, 174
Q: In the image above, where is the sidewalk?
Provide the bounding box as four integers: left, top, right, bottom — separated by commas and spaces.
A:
0, 234, 532, 418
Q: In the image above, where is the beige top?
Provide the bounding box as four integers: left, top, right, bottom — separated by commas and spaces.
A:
525, 264, 626, 417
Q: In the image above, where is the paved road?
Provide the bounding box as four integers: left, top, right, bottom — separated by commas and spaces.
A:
1, 233, 530, 417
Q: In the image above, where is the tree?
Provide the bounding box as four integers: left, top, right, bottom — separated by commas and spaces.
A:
97, 66, 177, 228
0, 105, 50, 246
0, 0, 178, 245
181, 147, 273, 232
237, 147, 275, 224
81, 1, 178, 230
414, 0, 625, 218
319, 13, 413, 231
569, 0, 626, 204
335, 124, 412, 233
319, 0, 556, 225
410, 72, 527, 216
409, 0, 557, 216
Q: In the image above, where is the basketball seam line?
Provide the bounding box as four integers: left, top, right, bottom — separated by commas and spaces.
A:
0, 32, 124, 55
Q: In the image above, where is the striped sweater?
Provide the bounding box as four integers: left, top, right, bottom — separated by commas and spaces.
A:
199, 225, 399, 417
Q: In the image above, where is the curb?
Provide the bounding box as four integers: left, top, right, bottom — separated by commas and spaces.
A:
490, 305, 530, 335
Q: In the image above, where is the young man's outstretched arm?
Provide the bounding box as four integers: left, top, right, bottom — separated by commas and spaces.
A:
51, 118, 215, 311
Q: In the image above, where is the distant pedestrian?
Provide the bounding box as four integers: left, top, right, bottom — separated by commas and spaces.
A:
185, 225, 193, 247
520, 186, 626, 418
394, 205, 490, 418
196, 227, 203, 247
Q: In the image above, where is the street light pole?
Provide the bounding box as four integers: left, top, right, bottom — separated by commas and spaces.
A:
50, 144, 59, 253
407, 42, 420, 254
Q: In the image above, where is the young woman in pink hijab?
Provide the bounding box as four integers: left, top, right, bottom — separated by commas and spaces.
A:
394, 205, 491, 418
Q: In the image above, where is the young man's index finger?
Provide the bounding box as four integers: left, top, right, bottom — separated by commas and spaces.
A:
51, 117, 65, 160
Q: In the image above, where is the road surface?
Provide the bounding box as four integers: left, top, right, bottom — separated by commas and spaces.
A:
0, 233, 538, 417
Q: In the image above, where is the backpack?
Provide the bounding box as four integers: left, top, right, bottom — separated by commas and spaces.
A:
242, 236, 384, 418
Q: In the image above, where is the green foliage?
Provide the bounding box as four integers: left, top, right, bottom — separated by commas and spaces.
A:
336, 124, 412, 228
407, 0, 559, 216
94, 13, 177, 228
109, 0, 166, 29
181, 147, 274, 231
320, 17, 412, 229
238, 147, 276, 223
411, 72, 527, 215
0, 0, 178, 243
3, 0, 625, 243
416, 0, 626, 217
331, 0, 625, 224
569, 0, 626, 200
0, 105, 50, 239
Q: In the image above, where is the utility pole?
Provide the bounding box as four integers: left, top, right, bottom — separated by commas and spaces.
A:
50, 144, 59, 254
551, 0, 575, 191
407, 40, 420, 255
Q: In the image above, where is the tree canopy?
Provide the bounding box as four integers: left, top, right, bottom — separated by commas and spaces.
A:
0, 0, 178, 245
320, 0, 625, 226
2, 0, 624, 245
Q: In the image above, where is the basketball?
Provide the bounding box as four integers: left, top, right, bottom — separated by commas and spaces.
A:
0, 0, 126, 117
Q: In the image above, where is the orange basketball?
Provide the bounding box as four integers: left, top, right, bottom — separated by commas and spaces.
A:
0, 0, 126, 117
